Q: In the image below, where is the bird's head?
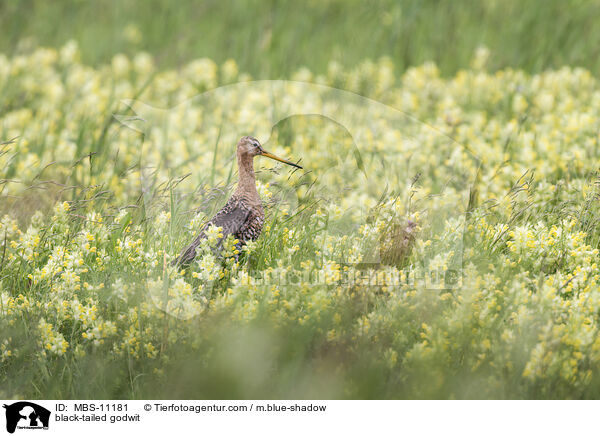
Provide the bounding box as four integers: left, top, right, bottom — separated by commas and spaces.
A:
237, 136, 302, 169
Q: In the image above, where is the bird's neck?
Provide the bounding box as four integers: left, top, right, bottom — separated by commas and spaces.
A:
234, 152, 260, 202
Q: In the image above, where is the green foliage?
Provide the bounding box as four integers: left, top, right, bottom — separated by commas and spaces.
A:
3, 1, 600, 400
1, 0, 600, 78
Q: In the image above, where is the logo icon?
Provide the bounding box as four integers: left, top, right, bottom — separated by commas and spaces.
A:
3, 402, 50, 434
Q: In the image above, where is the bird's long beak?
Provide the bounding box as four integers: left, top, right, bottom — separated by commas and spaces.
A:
261, 150, 303, 169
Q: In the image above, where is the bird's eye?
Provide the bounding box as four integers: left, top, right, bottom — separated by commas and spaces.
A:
253, 142, 260, 148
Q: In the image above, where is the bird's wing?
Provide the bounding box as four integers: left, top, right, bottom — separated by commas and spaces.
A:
208, 197, 251, 237
174, 197, 250, 265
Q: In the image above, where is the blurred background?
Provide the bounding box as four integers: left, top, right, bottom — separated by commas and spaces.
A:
1, 0, 599, 78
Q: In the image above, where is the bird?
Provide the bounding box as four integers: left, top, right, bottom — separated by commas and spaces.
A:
174, 136, 302, 266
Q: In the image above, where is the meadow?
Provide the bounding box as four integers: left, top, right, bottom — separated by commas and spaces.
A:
3, 1, 600, 400
3, 0, 600, 77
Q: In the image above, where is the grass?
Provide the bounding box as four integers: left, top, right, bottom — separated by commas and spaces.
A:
3, 1, 600, 400
2, 0, 600, 78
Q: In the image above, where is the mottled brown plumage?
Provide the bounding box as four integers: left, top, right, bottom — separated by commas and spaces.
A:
174, 136, 302, 266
